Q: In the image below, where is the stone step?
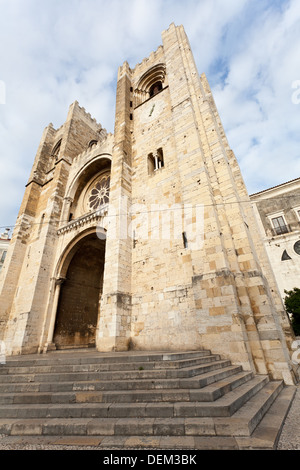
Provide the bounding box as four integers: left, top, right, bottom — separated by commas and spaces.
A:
0, 375, 269, 419
0, 349, 294, 448
0, 417, 214, 438
213, 380, 284, 436
0, 354, 220, 375
236, 385, 297, 450
2, 350, 211, 368
0, 359, 233, 383
0, 371, 254, 405
0, 381, 285, 442
0, 364, 243, 393
0, 431, 241, 450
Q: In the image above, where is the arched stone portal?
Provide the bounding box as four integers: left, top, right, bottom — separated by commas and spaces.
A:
53, 233, 106, 349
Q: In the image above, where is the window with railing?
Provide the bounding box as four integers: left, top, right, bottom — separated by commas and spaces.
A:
271, 216, 290, 235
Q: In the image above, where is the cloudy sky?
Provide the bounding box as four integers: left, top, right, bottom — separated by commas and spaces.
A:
0, 0, 299, 232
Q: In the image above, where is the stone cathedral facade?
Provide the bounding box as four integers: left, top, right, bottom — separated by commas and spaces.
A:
0, 24, 298, 385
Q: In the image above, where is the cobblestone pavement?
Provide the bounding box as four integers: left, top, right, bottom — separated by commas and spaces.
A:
277, 385, 300, 450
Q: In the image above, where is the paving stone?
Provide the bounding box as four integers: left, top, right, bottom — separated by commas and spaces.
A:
194, 436, 239, 450
52, 436, 102, 446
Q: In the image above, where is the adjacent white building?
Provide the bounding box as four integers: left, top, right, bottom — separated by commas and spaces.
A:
250, 177, 300, 300
0, 229, 10, 273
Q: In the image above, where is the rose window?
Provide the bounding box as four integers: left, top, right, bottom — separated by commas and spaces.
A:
88, 175, 110, 210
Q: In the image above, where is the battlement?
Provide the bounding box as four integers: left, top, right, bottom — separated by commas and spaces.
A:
131, 44, 164, 80
66, 101, 103, 131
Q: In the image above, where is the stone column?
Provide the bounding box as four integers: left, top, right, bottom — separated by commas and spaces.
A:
43, 277, 66, 352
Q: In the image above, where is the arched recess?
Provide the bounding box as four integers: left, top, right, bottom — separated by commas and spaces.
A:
62, 154, 112, 223
51, 139, 62, 160
134, 63, 167, 106
53, 227, 106, 349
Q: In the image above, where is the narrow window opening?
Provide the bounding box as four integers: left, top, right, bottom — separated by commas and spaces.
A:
37, 213, 45, 238
133, 230, 137, 249
182, 232, 188, 249
130, 113, 133, 120
156, 148, 164, 169
148, 153, 155, 174
148, 148, 164, 174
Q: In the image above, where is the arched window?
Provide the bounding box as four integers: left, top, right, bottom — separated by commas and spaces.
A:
88, 140, 98, 148
134, 63, 166, 106
51, 139, 62, 160
87, 173, 110, 210
66, 156, 111, 221
149, 81, 162, 97
148, 148, 164, 175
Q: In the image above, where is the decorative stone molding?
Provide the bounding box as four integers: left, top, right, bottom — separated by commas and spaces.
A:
57, 205, 108, 235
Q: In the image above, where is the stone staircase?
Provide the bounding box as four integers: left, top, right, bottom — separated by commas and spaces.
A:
0, 349, 296, 450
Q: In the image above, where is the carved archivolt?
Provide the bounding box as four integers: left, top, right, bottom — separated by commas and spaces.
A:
134, 63, 166, 106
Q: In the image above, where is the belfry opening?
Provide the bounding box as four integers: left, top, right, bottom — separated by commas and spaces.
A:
53, 233, 106, 349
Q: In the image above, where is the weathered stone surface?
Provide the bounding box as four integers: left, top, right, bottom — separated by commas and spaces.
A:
0, 23, 297, 388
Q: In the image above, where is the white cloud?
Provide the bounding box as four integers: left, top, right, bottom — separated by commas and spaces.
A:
0, 0, 299, 230
211, 0, 300, 193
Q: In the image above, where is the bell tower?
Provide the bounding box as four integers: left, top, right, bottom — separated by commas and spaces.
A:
96, 23, 296, 384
